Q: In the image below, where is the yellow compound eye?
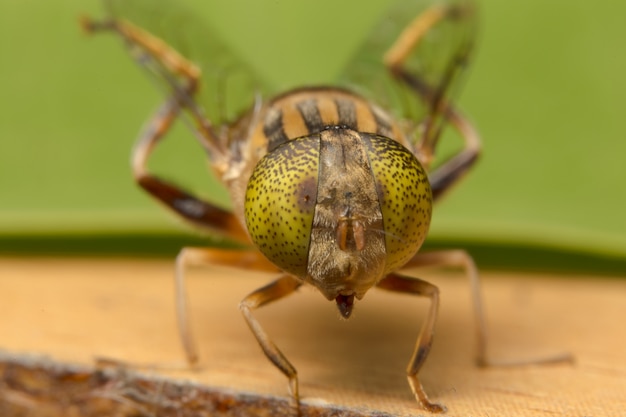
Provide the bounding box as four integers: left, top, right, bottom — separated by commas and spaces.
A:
245, 131, 432, 281
244, 136, 320, 278
364, 135, 432, 273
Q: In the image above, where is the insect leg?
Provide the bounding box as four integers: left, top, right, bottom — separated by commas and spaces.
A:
426, 108, 481, 201
82, 17, 249, 239
376, 273, 445, 413
404, 250, 486, 364
131, 98, 249, 242
404, 250, 574, 367
175, 247, 280, 364
383, 3, 480, 200
239, 274, 303, 405
80, 15, 224, 159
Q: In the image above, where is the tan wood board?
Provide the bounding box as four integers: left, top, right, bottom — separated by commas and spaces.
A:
0, 257, 624, 416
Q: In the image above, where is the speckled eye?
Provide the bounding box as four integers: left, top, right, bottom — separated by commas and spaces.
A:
364, 135, 432, 273
244, 136, 320, 278
244, 131, 432, 280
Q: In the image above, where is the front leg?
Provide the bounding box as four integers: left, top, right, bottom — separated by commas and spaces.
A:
239, 274, 303, 406
376, 273, 445, 413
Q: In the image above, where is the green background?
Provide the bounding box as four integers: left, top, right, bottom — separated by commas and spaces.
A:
1, 0, 625, 273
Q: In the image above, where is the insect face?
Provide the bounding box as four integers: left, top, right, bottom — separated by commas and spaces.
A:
244, 91, 433, 317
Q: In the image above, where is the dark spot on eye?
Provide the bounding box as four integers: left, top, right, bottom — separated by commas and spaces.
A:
297, 176, 318, 213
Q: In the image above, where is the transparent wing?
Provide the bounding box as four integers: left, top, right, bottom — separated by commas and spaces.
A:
337, 0, 477, 150
104, 0, 268, 127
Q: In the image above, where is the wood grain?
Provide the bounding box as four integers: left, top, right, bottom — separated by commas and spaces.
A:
1, 257, 624, 416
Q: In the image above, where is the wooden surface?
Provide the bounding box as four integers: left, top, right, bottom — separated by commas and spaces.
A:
0, 257, 624, 416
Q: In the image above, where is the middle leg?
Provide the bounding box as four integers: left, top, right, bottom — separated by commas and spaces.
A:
174, 247, 280, 364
